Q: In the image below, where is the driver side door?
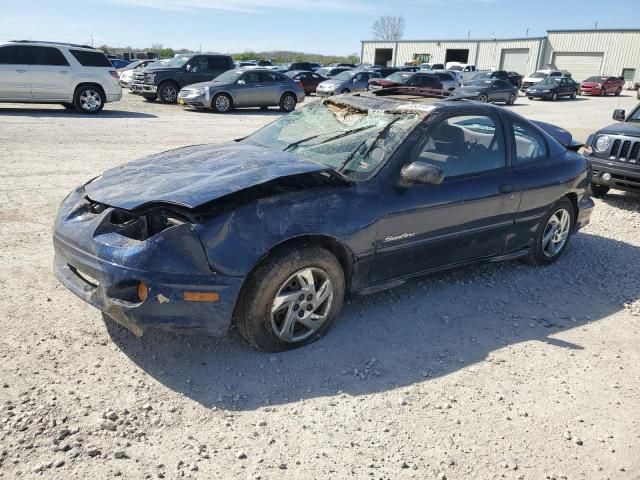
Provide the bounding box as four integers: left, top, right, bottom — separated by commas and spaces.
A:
371, 107, 520, 283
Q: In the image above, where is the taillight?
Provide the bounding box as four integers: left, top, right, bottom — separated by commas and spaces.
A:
109, 70, 119, 79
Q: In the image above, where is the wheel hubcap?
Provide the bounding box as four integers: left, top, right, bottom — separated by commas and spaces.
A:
283, 95, 295, 111
270, 267, 333, 343
163, 86, 177, 102
541, 208, 570, 258
79, 90, 101, 111
215, 96, 230, 111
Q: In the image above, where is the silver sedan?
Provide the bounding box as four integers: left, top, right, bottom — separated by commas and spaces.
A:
316, 70, 381, 96
178, 69, 305, 113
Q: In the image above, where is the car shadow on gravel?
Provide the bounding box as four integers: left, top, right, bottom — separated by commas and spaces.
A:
105, 232, 640, 411
600, 191, 640, 212
0, 107, 157, 118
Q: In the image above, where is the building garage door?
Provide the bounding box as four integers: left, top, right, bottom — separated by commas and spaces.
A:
500, 48, 529, 74
552, 52, 603, 82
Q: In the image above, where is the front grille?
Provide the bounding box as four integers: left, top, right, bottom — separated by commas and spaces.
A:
133, 71, 144, 81
607, 137, 640, 164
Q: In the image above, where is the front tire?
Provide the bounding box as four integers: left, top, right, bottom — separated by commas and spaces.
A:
571, 90, 577, 99
234, 246, 345, 352
615, 88, 621, 96
212, 93, 232, 113
73, 85, 105, 114
589, 184, 610, 198
526, 198, 575, 266
551, 92, 558, 101
279, 92, 297, 112
506, 93, 516, 105
158, 82, 179, 104
478, 94, 489, 103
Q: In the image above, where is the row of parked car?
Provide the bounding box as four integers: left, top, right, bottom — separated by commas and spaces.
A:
0, 40, 637, 115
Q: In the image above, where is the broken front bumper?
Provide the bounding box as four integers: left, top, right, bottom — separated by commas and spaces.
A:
52, 188, 243, 337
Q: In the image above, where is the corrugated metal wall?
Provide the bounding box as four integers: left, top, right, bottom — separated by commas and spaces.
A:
362, 38, 543, 75
362, 31, 640, 82
543, 31, 640, 83
476, 39, 543, 75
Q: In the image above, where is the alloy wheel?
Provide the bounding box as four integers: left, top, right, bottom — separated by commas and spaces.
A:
162, 85, 177, 102
270, 267, 334, 343
282, 94, 296, 111
541, 208, 571, 258
79, 89, 102, 112
215, 95, 231, 112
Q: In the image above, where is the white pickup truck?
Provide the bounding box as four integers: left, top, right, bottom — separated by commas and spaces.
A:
447, 63, 483, 82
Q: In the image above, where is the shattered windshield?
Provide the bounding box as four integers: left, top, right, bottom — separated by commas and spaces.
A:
241, 101, 421, 180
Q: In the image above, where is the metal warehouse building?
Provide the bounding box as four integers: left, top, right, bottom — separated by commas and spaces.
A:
361, 29, 640, 84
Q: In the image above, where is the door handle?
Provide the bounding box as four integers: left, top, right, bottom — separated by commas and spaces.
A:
60, 71, 70, 75
16, 69, 27, 73
499, 183, 514, 194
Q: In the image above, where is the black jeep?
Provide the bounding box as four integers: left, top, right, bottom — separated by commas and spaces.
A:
585, 105, 640, 198
132, 53, 234, 103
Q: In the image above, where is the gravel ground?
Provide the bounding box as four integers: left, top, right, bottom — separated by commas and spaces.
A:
1, 91, 639, 480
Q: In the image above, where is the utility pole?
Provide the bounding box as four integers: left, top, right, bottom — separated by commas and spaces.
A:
594, 22, 598, 29
526, 27, 529, 38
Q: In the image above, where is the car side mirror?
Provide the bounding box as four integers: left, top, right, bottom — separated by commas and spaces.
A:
237, 79, 246, 85
185, 64, 192, 72
399, 161, 444, 187
612, 109, 626, 121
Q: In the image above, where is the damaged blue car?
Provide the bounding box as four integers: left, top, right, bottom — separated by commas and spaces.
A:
53, 90, 594, 351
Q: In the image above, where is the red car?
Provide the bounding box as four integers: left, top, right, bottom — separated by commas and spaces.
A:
367, 71, 443, 91
580, 76, 624, 96
285, 70, 326, 95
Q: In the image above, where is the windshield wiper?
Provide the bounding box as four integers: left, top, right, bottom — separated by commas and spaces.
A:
336, 117, 403, 172
283, 125, 376, 152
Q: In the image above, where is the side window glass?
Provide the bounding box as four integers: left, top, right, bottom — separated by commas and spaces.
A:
30, 46, 69, 66
189, 57, 205, 73
209, 56, 230, 70
512, 121, 548, 164
245, 72, 261, 83
417, 115, 506, 177
0, 45, 29, 65
355, 73, 367, 82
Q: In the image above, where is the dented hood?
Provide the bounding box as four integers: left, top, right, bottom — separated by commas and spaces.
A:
85, 143, 329, 210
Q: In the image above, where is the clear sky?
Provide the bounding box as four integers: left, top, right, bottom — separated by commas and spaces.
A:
1, 0, 639, 56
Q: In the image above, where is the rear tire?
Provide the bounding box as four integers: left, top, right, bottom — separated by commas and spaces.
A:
600, 88, 606, 97
478, 94, 488, 103
73, 85, 105, 114
525, 198, 575, 266
615, 88, 621, 96
551, 92, 558, 101
589, 184, 610, 198
234, 246, 345, 352
279, 92, 297, 112
506, 93, 516, 105
341, 89, 350, 94
571, 90, 577, 99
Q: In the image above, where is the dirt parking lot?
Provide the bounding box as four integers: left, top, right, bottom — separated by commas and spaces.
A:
1, 91, 639, 480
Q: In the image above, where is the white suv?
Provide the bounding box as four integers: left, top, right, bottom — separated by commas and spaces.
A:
0, 41, 122, 113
